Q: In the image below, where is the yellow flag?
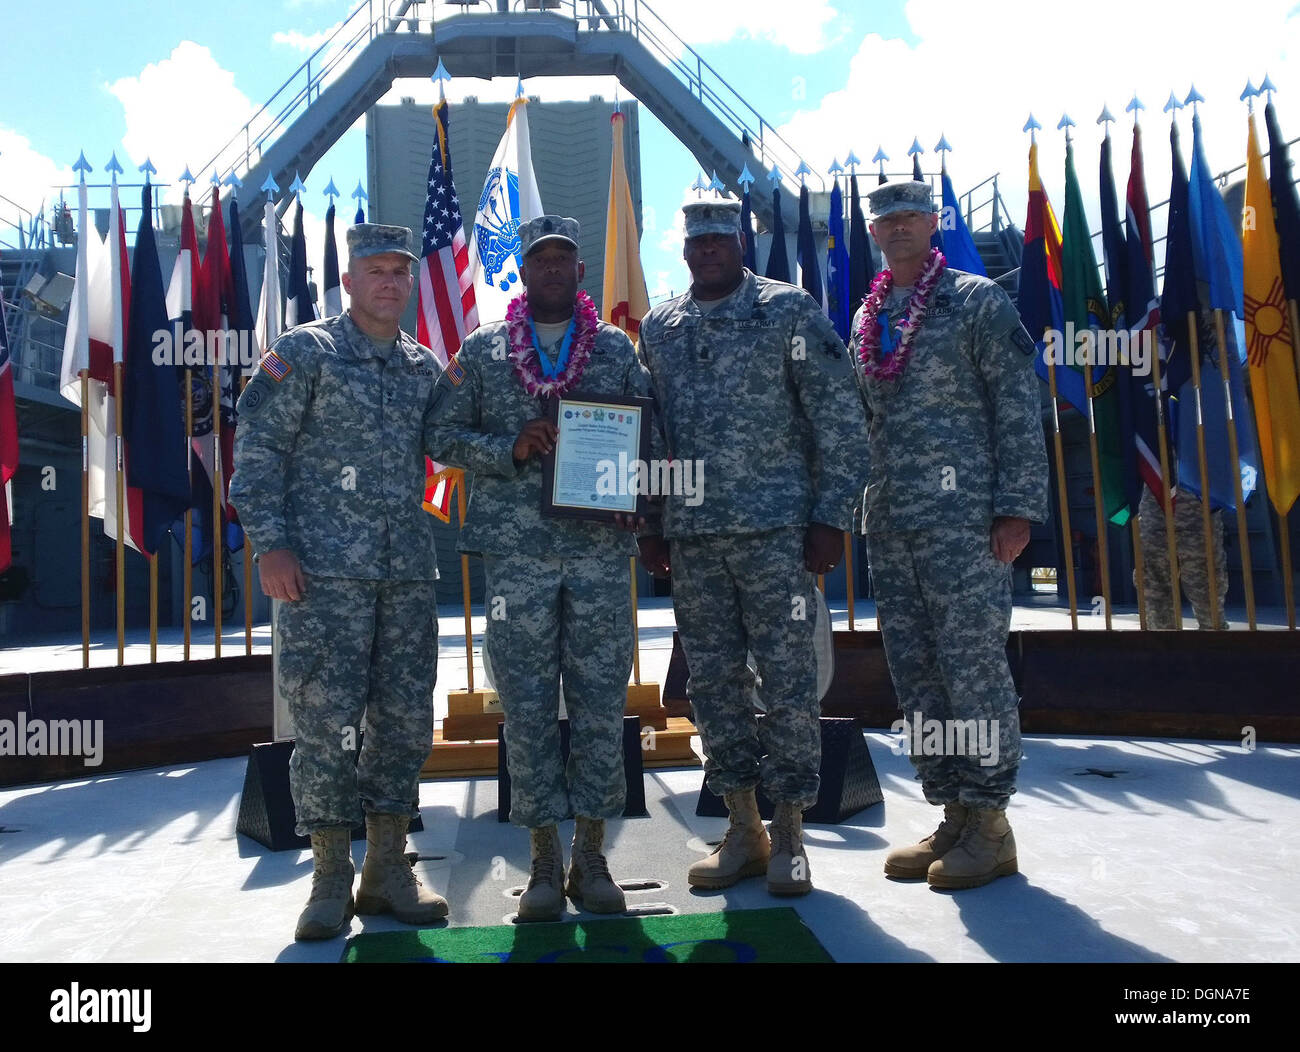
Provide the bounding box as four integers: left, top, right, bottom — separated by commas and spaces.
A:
601, 111, 650, 336
1243, 114, 1300, 515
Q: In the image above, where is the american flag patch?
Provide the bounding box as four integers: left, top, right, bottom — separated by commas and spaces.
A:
261, 350, 291, 382
446, 356, 465, 387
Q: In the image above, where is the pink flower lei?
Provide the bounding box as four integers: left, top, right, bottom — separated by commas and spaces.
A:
506, 289, 600, 398
856, 247, 947, 382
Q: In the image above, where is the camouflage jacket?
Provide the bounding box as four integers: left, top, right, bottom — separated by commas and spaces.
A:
848, 268, 1049, 532
229, 312, 443, 580
426, 317, 662, 558
637, 269, 867, 538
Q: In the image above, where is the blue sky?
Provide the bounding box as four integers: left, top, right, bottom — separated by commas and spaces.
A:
3, 0, 1298, 306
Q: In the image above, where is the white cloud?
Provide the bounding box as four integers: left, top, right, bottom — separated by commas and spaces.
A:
107, 42, 256, 207
643, 0, 841, 55
272, 23, 344, 52
776, 0, 1300, 248
0, 126, 75, 225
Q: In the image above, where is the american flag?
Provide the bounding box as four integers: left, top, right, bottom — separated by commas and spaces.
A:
417, 99, 478, 521
0, 258, 18, 572
417, 99, 478, 363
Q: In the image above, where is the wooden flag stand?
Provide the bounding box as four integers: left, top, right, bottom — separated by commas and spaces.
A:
423, 558, 698, 779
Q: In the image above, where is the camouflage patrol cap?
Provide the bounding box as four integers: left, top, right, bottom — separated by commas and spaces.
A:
868, 180, 937, 219
345, 223, 418, 262
683, 201, 742, 238
519, 215, 580, 256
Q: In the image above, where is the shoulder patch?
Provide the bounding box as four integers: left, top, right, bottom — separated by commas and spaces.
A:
1011, 327, 1036, 356
446, 355, 465, 386
261, 350, 291, 381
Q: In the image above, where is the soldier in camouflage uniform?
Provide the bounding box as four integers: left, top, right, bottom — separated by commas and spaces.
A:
1138, 487, 1229, 630
636, 201, 868, 896
229, 224, 447, 940
427, 216, 659, 921
850, 181, 1049, 890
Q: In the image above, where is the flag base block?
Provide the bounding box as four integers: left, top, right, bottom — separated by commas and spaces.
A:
625, 681, 667, 730
236, 739, 423, 852
497, 716, 648, 821
694, 718, 882, 824
422, 726, 501, 778
446, 688, 500, 717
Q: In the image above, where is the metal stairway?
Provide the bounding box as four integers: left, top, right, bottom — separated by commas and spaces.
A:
201, 0, 818, 240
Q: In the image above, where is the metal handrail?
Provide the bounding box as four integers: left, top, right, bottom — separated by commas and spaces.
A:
195, 0, 820, 195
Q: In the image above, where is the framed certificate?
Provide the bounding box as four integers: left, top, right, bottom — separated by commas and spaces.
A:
540, 391, 654, 522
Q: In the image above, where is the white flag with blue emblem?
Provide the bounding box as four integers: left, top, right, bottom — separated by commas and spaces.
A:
466, 95, 543, 323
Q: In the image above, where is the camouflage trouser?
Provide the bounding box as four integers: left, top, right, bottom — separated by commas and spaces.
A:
482, 552, 632, 828
276, 575, 438, 836
866, 527, 1020, 810
671, 526, 821, 808
1137, 487, 1229, 630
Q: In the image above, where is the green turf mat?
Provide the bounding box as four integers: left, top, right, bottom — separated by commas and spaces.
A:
341, 907, 833, 963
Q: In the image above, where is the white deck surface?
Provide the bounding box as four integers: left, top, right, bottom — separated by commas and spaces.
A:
1, 598, 1297, 963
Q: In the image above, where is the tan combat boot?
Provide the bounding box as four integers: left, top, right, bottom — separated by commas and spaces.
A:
295, 826, 355, 941
766, 802, 812, 896
355, 813, 449, 924
687, 788, 771, 889
517, 825, 566, 921
926, 808, 1018, 889
566, 816, 626, 914
883, 801, 970, 880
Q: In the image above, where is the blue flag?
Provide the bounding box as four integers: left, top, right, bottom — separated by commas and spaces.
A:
848, 173, 873, 315
123, 183, 189, 555
1099, 131, 1142, 516
1188, 112, 1244, 316
938, 167, 985, 275
765, 186, 791, 283
1176, 315, 1259, 510
740, 186, 757, 272
322, 201, 341, 317
825, 182, 851, 338
1163, 121, 1259, 511
796, 184, 824, 307
1264, 101, 1300, 301
1160, 122, 1198, 397
286, 199, 316, 328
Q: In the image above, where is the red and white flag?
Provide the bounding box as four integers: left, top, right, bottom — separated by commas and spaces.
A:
417, 98, 479, 521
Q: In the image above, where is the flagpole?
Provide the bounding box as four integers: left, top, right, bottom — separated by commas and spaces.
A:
1083, 367, 1114, 628
213, 349, 224, 658
73, 154, 92, 668
458, 482, 474, 693
1276, 507, 1296, 629
1046, 356, 1080, 628
843, 534, 856, 630
1212, 308, 1257, 628
1147, 331, 1183, 628
1186, 316, 1222, 627
1129, 519, 1147, 629
108, 156, 126, 666
242, 366, 253, 653
1291, 299, 1300, 396
629, 558, 642, 685
81, 374, 91, 666
139, 162, 160, 663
